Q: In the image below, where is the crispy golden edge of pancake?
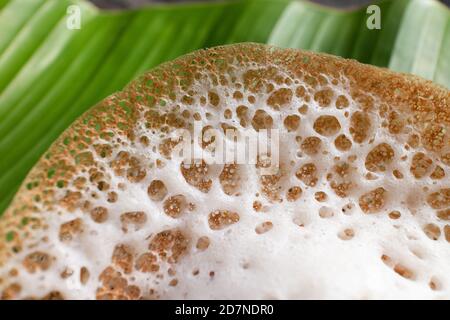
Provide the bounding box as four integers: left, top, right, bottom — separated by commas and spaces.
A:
0, 42, 449, 267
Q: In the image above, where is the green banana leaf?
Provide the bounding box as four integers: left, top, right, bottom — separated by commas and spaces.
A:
0, 0, 449, 215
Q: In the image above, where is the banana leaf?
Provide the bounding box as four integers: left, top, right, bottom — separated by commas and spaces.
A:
0, 0, 449, 215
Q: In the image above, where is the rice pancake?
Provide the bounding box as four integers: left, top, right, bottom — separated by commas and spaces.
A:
0, 43, 449, 299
